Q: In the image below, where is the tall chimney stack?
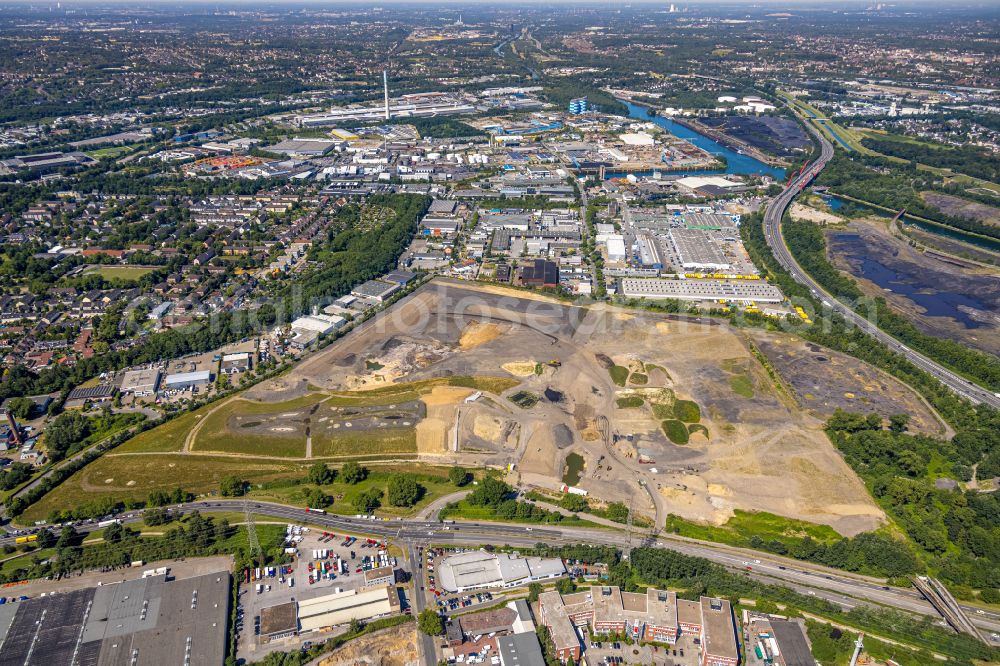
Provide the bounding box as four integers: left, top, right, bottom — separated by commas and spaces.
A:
383, 70, 390, 121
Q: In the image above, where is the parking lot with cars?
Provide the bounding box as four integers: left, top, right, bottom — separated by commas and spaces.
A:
235, 524, 406, 662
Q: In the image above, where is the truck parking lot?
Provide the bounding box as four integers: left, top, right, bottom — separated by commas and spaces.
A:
236, 524, 406, 662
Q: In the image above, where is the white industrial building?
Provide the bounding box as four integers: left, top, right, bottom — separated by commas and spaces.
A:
297, 584, 400, 632
163, 370, 213, 389
619, 278, 784, 304
290, 313, 346, 336
605, 235, 627, 263
437, 552, 566, 593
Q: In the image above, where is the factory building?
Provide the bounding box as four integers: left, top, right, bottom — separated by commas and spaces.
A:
0, 569, 230, 665
635, 233, 664, 269
120, 368, 162, 397
437, 552, 566, 593
163, 370, 213, 390
619, 278, 783, 304
351, 279, 401, 303
296, 584, 400, 632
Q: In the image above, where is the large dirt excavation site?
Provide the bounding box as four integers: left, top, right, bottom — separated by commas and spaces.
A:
236, 279, 947, 535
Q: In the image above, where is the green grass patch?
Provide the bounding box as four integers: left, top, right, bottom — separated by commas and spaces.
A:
83, 265, 155, 281
687, 423, 709, 439
0, 548, 56, 576
311, 428, 416, 458
661, 419, 689, 445
609, 366, 630, 386
664, 509, 841, 550
508, 391, 539, 409
672, 399, 701, 423
729, 374, 754, 398
615, 395, 645, 409
250, 465, 461, 518
20, 454, 308, 524
628, 373, 648, 385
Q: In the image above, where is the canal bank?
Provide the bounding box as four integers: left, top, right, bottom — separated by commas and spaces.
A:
621, 101, 787, 180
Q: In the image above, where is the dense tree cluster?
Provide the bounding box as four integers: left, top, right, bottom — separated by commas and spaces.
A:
827, 411, 1000, 590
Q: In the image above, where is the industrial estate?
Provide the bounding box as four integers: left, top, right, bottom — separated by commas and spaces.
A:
0, 3, 999, 666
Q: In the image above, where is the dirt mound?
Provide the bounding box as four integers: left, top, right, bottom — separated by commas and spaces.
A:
459, 321, 504, 350
318, 624, 418, 666
501, 361, 537, 377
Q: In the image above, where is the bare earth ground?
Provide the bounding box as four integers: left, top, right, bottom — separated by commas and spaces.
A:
123, 279, 950, 536
317, 623, 419, 666
790, 202, 844, 225
257, 279, 906, 536
921, 190, 1000, 227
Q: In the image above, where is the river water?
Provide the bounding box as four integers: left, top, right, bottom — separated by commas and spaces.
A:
619, 101, 787, 180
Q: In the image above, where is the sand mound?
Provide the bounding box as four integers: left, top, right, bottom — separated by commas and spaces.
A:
459, 321, 504, 350
473, 414, 503, 441
502, 361, 537, 377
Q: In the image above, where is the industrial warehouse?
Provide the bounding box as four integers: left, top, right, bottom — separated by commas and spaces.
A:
436, 552, 566, 593
0, 569, 230, 666
258, 584, 401, 641
538, 587, 738, 666
618, 277, 784, 304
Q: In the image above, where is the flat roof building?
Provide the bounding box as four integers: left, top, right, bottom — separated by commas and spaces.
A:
437, 552, 566, 593
221, 352, 251, 374
291, 313, 346, 336
619, 278, 783, 304
538, 588, 737, 666
0, 569, 230, 666
363, 565, 395, 587
297, 584, 400, 632
120, 368, 162, 396
498, 632, 547, 666
351, 279, 401, 303
164, 370, 213, 389
260, 601, 298, 642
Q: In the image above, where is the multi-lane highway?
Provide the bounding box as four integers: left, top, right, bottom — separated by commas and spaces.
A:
763, 118, 1000, 409
8, 500, 998, 640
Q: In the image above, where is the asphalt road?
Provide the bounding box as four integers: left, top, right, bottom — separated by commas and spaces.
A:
763, 119, 1000, 409
12, 500, 998, 640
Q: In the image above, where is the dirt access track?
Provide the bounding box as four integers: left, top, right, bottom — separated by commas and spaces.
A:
246, 278, 946, 536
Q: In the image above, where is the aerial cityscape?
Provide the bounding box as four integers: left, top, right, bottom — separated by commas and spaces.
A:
0, 1, 999, 665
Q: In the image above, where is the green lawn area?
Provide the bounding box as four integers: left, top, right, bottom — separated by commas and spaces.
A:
310, 428, 417, 458
249, 465, 463, 518
83, 265, 156, 281
19, 454, 309, 524
117, 407, 208, 453
85, 145, 137, 159
664, 510, 841, 549
609, 366, 629, 386
0, 548, 56, 577
729, 374, 754, 398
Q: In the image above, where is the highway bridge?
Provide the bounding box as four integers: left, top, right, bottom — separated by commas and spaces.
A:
764, 113, 1000, 409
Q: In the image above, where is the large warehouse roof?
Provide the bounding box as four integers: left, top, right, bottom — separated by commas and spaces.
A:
297, 584, 399, 632
437, 552, 565, 593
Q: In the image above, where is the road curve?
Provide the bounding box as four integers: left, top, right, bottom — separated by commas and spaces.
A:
763, 119, 1000, 409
